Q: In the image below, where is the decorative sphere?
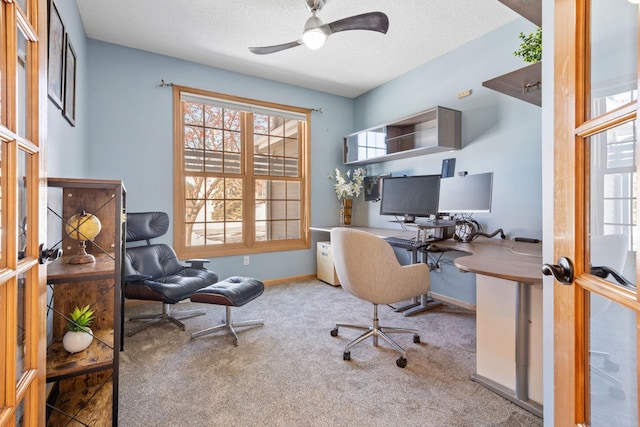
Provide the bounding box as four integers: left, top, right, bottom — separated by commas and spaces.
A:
65, 213, 102, 241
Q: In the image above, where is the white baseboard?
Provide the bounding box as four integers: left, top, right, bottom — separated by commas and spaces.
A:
431, 292, 476, 312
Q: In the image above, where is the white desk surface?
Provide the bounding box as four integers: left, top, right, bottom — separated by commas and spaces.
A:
310, 225, 543, 284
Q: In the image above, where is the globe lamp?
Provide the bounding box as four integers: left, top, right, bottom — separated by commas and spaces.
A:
65, 211, 102, 264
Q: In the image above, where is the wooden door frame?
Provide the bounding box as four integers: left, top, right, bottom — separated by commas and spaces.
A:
36, 0, 48, 424
554, 0, 640, 424
553, 1, 581, 423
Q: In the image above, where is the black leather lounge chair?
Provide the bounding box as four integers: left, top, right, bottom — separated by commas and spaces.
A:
123, 211, 218, 336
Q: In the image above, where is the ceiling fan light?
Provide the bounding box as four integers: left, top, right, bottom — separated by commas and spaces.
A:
629, 0, 639, 4
302, 28, 327, 49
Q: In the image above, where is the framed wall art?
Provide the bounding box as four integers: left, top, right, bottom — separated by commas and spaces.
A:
63, 36, 76, 126
47, 0, 64, 109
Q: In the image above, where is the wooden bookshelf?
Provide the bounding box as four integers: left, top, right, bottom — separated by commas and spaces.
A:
47, 253, 116, 284
46, 178, 125, 426
47, 375, 114, 427
482, 62, 542, 107
498, 0, 541, 27
484, 0, 542, 106
47, 329, 115, 381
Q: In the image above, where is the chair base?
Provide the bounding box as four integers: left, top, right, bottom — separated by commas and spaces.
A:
331, 304, 420, 368
127, 303, 205, 336
190, 306, 264, 346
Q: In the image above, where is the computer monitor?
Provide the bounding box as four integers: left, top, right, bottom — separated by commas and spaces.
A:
438, 172, 493, 214
379, 175, 441, 222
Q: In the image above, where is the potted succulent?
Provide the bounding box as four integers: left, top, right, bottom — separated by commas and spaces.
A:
62, 304, 95, 353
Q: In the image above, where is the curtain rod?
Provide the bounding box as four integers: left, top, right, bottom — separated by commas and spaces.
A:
157, 80, 323, 114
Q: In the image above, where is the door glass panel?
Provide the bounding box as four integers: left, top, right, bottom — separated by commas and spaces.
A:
16, 0, 27, 14
589, 0, 638, 117
15, 398, 24, 426
16, 273, 26, 384
18, 149, 27, 261
0, 16, 3, 122
588, 120, 637, 290
0, 283, 5, 406
16, 27, 27, 138
0, 141, 3, 267
589, 292, 638, 426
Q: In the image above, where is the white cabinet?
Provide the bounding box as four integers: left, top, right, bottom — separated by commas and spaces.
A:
343, 106, 461, 165
317, 242, 340, 286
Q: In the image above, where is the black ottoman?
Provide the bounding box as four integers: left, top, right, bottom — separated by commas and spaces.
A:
190, 276, 264, 345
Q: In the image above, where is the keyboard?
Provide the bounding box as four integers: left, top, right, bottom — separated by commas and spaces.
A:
384, 236, 427, 249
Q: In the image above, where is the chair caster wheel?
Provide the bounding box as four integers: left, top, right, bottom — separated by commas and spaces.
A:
396, 357, 407, 368
609, 386, 625, 400
330, 328, 338, 337
604, 359, 619, 372
413, 334, 420, 344
343, 352, 351, 361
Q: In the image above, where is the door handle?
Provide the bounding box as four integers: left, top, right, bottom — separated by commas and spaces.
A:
38, 244, 62, 265
542, 257, 574, 285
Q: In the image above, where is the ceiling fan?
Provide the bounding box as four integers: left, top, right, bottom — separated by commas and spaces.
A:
249, 0, 389, 55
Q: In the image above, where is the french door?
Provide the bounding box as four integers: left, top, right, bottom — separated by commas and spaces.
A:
0, 0, 47, 426
553, 0, 639, 425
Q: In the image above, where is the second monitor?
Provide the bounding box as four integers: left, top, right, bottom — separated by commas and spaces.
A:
438, 172, 493, 214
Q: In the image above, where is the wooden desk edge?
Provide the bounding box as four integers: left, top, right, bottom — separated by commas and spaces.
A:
311, 226, 542, 284
438, 239, 543, 285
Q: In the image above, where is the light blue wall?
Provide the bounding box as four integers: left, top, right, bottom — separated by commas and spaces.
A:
83, 40, 354, 281
46, 0, 87, 178
353, 18, 540, 236
347, 18, 541, 305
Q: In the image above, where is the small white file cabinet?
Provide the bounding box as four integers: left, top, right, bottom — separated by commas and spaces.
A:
317, 241, 340, 286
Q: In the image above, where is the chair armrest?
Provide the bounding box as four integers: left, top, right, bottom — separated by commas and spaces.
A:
184, 259, 210, 269
125, 274, 153, 283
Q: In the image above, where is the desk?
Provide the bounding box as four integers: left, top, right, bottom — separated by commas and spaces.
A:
310, 225, 543, 418
434, 238, 543, 418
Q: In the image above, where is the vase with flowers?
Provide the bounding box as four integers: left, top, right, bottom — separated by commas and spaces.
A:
329, 168, 366, 226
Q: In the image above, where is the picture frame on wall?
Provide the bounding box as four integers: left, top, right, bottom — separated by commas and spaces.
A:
47, 0, 64, 109
63, 36, 76, 126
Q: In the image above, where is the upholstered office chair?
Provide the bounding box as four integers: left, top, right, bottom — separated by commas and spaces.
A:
589, 234, 633, 399
124, 212, 219, 336
329, 228, 431, 368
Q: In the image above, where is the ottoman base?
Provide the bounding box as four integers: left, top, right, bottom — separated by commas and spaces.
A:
190, 276, 265, 346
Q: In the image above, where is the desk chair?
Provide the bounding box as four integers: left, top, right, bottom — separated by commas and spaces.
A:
123, 212, 219, 336
329, 228, 430, 368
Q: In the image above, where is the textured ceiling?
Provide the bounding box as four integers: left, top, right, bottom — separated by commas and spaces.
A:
76, 0, 519, 98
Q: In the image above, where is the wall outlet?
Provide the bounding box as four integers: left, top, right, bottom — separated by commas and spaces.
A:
243, 255, 250, 266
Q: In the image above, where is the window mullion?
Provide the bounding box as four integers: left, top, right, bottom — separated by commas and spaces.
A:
243, 112, 255, 246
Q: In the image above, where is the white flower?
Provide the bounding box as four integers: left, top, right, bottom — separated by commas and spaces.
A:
329, 168, 366, 200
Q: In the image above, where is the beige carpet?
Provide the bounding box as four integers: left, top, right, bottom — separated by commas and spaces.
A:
118, 279, 543, 427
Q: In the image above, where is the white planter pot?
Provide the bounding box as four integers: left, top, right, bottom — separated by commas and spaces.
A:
62, 329, 93, 353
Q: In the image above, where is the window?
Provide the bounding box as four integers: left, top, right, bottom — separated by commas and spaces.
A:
173, 87, 311, 258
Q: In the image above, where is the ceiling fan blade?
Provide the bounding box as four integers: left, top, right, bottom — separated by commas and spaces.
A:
249, 40, 302, 55
326, 12, 389, 35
